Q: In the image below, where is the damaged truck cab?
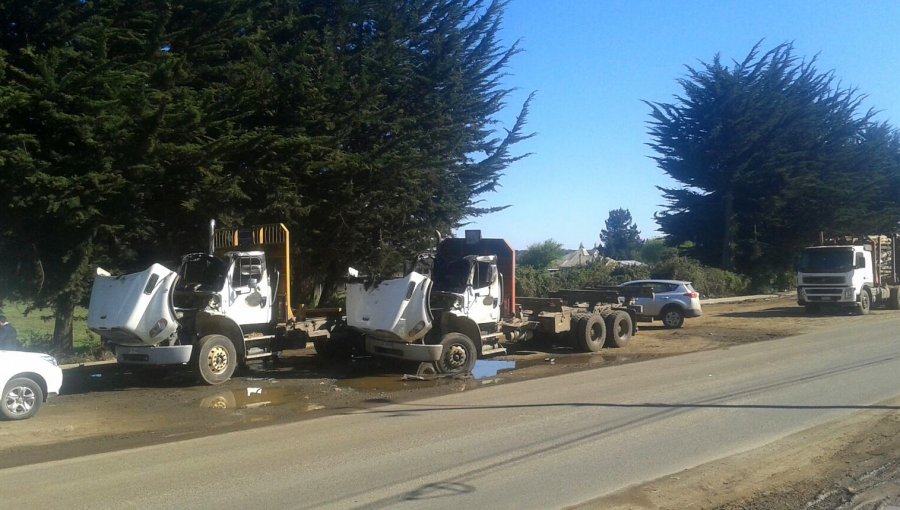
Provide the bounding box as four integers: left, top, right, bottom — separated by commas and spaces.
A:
88, 223, 335, 385
345, 231, 648, 375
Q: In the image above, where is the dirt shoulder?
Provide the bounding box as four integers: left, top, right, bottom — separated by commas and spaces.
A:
3, 295, 900, 508
576, 396, 900, 510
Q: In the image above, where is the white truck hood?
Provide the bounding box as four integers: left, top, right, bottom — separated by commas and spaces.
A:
345, 272, 433, 342
87, 264, 179, 346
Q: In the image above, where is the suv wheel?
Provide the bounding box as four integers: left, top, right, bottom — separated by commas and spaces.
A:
661, 307, 685, 329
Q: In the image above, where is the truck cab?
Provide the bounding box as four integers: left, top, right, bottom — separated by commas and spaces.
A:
346, 231, 516, 374
345, 231, 647, 375
89, 223, 334, 385
797, 236, 900, 314
175, 251, 274, 329
431, 254, 503, 327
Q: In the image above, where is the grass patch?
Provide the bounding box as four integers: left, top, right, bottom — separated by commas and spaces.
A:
0, 301, 102, 359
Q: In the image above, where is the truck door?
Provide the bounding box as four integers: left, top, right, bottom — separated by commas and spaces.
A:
465, 257, 502, 325
228, 255, 272, 325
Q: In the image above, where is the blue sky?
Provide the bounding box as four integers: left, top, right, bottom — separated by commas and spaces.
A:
455, 0, 900, 250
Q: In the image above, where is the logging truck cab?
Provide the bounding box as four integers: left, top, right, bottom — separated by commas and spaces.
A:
797, 235, 900, 314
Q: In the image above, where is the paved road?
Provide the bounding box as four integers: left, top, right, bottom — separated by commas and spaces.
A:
5, 318, 900, 509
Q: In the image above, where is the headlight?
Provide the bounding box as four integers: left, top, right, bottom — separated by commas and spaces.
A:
149, 318, 168, 338
40, 354, 58, 366
409, 320, 427, 336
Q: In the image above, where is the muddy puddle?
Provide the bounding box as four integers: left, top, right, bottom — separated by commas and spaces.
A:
198, 386, 328, 411
72, 347, 678, 414
333, 359, 518, 394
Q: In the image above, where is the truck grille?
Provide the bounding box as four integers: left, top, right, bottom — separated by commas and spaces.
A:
802, 276, 845, 285
804, 288, 842, 295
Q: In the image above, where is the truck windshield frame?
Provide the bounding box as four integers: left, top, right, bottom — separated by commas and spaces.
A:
799, 247, 854, 273
177, 253, 228, 292
432, 257, 473, 293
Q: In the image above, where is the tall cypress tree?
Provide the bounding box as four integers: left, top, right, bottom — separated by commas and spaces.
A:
0, 0, 533, 348
646, 42, 899, 275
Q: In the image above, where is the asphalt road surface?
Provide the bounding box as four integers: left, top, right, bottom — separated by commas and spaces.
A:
4, 317, 900, 509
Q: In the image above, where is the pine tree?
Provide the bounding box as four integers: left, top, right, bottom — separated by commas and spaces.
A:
600, 209, 642, 260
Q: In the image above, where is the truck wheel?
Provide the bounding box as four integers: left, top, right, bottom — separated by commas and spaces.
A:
435, 333, 477, 375
574, 314, 606, 352
605, 311, 633, 348
193, 334, 237, 385
857, 289, 871, 315
2, 377, 43, 420
889, 287, 900, 310
660, 306, 685, 329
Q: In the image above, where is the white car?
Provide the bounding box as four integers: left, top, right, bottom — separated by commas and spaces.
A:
620, 280, 703, 328
1, 350, 63, 420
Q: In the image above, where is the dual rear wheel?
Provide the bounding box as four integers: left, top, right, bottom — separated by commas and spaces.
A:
572, 311, 633, 351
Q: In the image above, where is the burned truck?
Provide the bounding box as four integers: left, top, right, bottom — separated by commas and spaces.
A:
342, 231, 651, 374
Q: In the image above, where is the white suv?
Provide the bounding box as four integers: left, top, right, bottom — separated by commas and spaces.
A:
1, 350, 63, 420
620, 280, 703, 328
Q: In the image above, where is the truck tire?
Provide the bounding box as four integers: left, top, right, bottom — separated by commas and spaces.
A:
2, 377, 43, 420
889, 287, 900, 310
435, 332, 477, 375
193, 334, 237, 385
857, 289, 871, 315
605, 311, 633, 348
574, 314, 606, 352
660, 306, 685, 329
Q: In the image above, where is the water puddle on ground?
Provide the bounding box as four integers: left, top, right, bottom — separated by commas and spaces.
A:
337, 374, 424, 393
471, 359, 516, 379
199, 386, 325, 411
513, 351, 671, 369
336, 359, 520, 393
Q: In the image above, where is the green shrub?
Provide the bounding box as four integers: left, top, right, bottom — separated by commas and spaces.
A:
516, 266, 555, 297
650, 256, 749, 298
609, 264, 651, 284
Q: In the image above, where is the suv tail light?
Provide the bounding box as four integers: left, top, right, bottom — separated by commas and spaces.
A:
683, 292, 698, 298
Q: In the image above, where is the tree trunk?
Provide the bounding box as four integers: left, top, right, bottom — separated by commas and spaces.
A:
721, 189, 735, 270
53, 294, 75, 352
